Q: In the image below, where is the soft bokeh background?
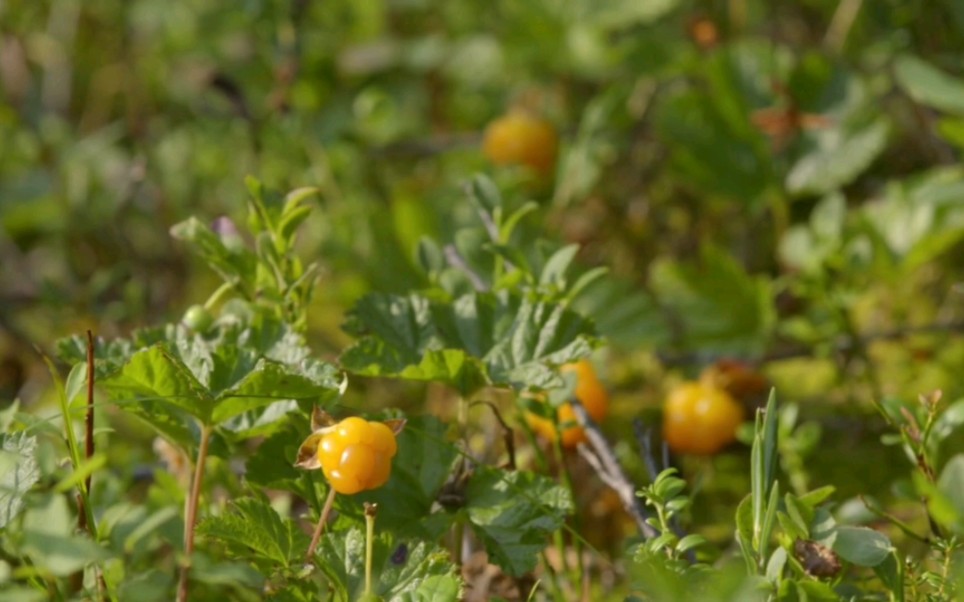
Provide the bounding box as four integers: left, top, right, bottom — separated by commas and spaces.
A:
2, 0, 964, 561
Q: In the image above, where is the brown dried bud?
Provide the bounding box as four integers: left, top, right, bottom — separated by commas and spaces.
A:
793, 539, 841, 578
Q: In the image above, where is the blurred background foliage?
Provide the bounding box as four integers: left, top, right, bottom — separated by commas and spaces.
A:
2, 0, 964, 557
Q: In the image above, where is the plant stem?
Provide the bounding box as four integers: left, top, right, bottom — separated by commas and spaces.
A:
176, 425, 213, 602
305, 486, 338, 562
452, 519, 465, 567
364, 503, 378, 597
570, 401, 657, 539
203, 281, 235, 311
85, 331, 110, 601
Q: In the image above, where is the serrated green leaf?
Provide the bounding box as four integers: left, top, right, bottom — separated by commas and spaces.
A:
0, 433, 39, 529
212, 359, 341, 423
464, 466, 573, 576
103, 345, 215, 423
198, 494, 308, 567
318, 529, 462, 602
341, 292, 597, 392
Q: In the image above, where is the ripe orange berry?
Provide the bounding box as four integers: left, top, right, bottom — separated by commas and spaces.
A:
662, 382, 744, 456
315, 417, 398, 495
526, 360, 609, 448
482, 111, 558, 176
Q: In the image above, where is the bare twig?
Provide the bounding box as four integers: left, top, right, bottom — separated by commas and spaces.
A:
570, 401, 657, 539
84, 331, 95, 501
85, 331, 108, 599
470, 400, 517, 470
443, 244, 487, 292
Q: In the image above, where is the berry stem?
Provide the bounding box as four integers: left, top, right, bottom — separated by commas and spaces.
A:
305, 486, 337, 562
364, 503, 378, 596
176, 425, 213, 602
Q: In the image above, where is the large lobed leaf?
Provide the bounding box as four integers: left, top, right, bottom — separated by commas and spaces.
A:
318, 529, 462, 602
649, 246, 774, 356
97, 312, 343, 446
464, 465, 574, 576
198, 494, 309, 567
340, 291, 597, 393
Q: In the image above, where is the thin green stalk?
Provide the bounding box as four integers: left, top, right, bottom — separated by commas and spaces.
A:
364, 503, 378, 597
550, 434, 585, 590
452, 520, 465, 567
203, 281, 235, 311
42, 354, 104, 597
539, 549, 566, 602
549, 436, 573, 579
176, 425, 213, 602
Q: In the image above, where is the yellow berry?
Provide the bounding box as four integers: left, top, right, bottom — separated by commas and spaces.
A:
316, 417, 399, 495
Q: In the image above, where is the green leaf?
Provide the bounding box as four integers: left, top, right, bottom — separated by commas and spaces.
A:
937, 454, 964, 529
872, 552, 903, 597
103, 345, 215, 423
341, 292, 597, 392
117, 569, 174, 602
765, 546, 787, 583
345, 416, 458, 540
783, 493, 812, 539
0, 433, 40, 529
170, 216, 256, 287
796, 486, 836, 509
894, 55, 964, 115
198, 494, 308, 567
656, 47, 775, 203
465, 466, 574, 576
318, 529, 462, 602
191, 551, 264, 590
676, 534, 707, 554
467, 174, 502, 215
54, 452, 106, 493
539, 244, 579, 288
212, 359, 342, 423
786, 119, 890, 196
650, 247, 774, 356
22, 495, 110, 576
831, 526, 893, 567
588, 0, 681, 28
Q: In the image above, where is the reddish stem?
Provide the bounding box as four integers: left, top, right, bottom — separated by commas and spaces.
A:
176, 426, 212, 602
305, 487, 337, 563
